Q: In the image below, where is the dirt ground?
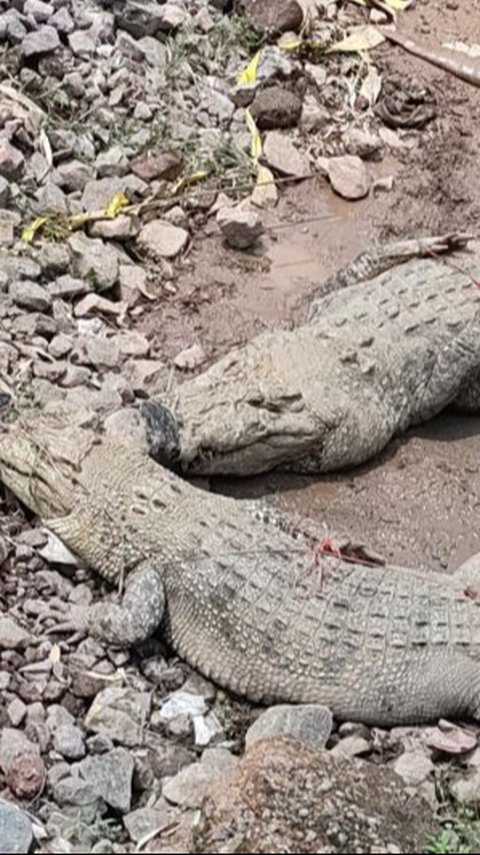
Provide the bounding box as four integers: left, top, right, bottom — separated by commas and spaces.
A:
142, 0, 480, 577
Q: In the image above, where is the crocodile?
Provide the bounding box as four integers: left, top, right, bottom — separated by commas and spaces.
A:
145, 235, 480, 476
2, 411, 480, 727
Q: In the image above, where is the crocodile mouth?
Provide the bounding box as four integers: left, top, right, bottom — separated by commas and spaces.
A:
181, 424, 330, 476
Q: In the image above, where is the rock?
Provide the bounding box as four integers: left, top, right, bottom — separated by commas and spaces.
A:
0, 253, 41, 283
160, 3, 188, 31
0, 803, 33, 854
68, 29, 96, 56
68, 233, 119, 290
137, 220, 189, 260
174, 343, 206, 371
7, 698, 26, 727
330, 735, 372, 760
321, 154, 370, 200
73, 334, 120, 369
24, 0, 52, 22
425, 722, 477, 755
217, 205, 264, 249
46, 704, 75, 732
81, 177, 130, 211
78, 748, 134, 812
0, 142, 24, 180
49, 275, 89, 300
89, 214, 138, 241
159, 691, 208, 722
7, 753, 46, 799
55, 160, 94, 192
263, 131, 311, 177
124, 805, 171, 844
39, 530, 79, 564
450, 769, 480, 804
250, 86, 302, 130
0, 177, 10, 207
35, 243, 70, 277
124, 359, 167, 394
393, 751, 434, 786
74, 293, 124, 318
37, 181, 68, 215
22, 25, 60, 56
104, 408, 149, 454
193, 711, 225, 748
131, 151, 183, 182
344, 128, 383, 159
246, 704, 333, 752
300, 96, 330, 133
0, 728, 40, 774
50, 7, 74, 33
53, 724, 87, 760
257, 45, 293, 83
163, 749, 238, 808
0, 209, 18, 245
197, 739, 433, 854
241, 0, 303, 34
305, 62, 327, 88
119, 263, 151, 304
0, 616, 31, 650
96, 146, 130, 179
9, 279, 51, 312
85, 687, 152, 747
117, 331, 150, 358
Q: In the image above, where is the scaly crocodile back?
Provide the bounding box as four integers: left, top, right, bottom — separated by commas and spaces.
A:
45, 437, 480, 726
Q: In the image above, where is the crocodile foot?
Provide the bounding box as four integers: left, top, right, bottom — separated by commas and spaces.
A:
37, 563, 165, 647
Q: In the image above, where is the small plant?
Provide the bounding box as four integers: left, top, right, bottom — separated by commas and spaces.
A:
425, 805, 480, 855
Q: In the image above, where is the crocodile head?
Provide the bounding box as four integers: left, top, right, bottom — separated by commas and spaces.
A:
0, 413, 95, 519
142, 393, 338, 477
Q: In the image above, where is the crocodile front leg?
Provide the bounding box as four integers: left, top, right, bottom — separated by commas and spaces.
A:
41, 561, 165, 647
308, 232, 472, 319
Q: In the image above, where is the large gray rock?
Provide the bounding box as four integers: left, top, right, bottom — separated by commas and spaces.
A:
22, 25, 60, 56
0, 803, 33, 855
246, 704, 333, 752
77, 748, 134, 812
85, 687, 152, 747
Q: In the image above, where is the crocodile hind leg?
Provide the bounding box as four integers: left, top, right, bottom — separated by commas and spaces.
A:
308, 232, 472, 320
39, 561, 165, 646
